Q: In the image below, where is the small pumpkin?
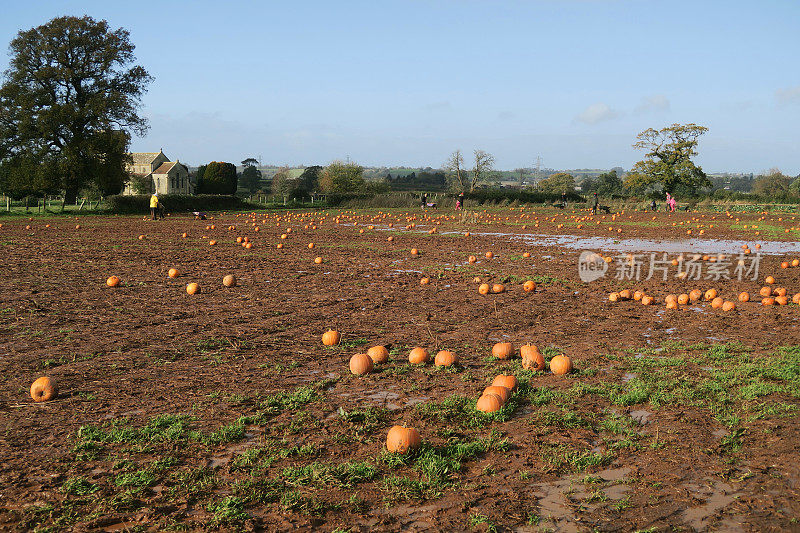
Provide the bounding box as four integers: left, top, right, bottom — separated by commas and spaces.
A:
30, 376, 57, 402
677, 294, 689, 305
776, 295, 788, 305
485, 251, 494, 259
386, 425, 421, 454
711, 297, 724, 309
619, 289, 632, 300
550, 354, 573, 375
722, 301, 736, 311
759, 286, 772, 297
738, 292, 750, 302
641, 296, 654, 305
408, 347, 429, 364
492, 374, 517, 392
478, 283, 490, 295
322, 330, 341, 346
689, 289, 703, 302
468, 255, 477, 263
774, 287, 787, 297
222, 274, 236, 287
476, 393, 503, 413
523, 252, 531, 258
435, 350, 457, 367
762, 297, 775, 306
491, 284, 505, 294
420, 277, 430, 285
410, 248, 419, 255
367, 345, 390, 364
186, 282, 200, 295
520, 344, 545, 371
766, 276, 775, 284
793, 293, 800, 304
483, 385, 510, 404
523, 280, 536, 292
609, 292, 620, 302
349, 353, 373, 375
491, 342, 514, 360
106, 275, 120, 287
168, 268, 179, 279
314, 257, 323, 264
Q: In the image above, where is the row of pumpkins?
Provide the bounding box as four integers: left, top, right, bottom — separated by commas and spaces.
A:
609, 285, 800, 309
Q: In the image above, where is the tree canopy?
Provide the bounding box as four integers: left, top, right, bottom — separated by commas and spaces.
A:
624, 123, 710, 195
0, 15, 152, 201
197, 162, 237, 195
319, 161, 365, 194
239, 165, 262, 194
538, 172, 575, 194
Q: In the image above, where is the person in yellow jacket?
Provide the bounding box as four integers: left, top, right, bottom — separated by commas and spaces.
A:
150, 193, 160, 220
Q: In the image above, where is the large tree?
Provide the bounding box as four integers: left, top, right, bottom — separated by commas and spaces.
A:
239, 158, 262, 194
443, 150, 466, 192
198, 161, 237, 195
753, 169, 792, 197
470, 150, 494, 192
0, 15, 152, 203
538, 172, 575, 194
624, 123, 710, 195
319, 161, 365, 194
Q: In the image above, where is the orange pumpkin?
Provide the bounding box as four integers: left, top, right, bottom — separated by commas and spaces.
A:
550, 354, 573, 375
722, 301, 736, 311
386, 425, 421, 454
186, 282, 200, 295
106, 275, 120, 287
609, 292, 620, 302
793, 293, 800, 304
485, 251, 494, 259
168, 268, 179, 279
619, 289, 632, 300
766, 276, 775, 284
476, 393, 503, 413
478, 283, 491, 295
367, 345, 390, 364
523, 280, 536, 292
492, 374, 518, 392
665, 294, 678, 305
349, 353, 373, 375
689, 289, 703, 302
314, 257, 323, 264
776, 295, 788, 305
520, 344, 545, 371
420, 277, 430, 285
435, 350, 457, 367
491, 284, 505, 294
641, 296, 654, 305
759, 286, 772, 297
774, 287, 787, 297
222, 275, 236, 287
738, 292, 750, 302
711, 297, 724, 309
677, 294, 689, 305
410, 248, 419, 256
704, 289, 717, 301
523, 252, 531, 258
408, 347, 429, 364
762, 297, 775, 306
30, 376, 57, 402
491, 342, 514, 360
322, 330, 341, 346
633, 291, 644, 301
468, 255, 477, 263
483, 386, 510, 404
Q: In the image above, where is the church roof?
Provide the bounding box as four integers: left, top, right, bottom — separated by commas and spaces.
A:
130, 152, 162, 165
153, 162, 177, 174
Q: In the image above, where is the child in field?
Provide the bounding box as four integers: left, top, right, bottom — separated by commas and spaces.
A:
150, 193, 160, 220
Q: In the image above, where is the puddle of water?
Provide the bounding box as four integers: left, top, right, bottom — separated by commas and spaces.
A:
681, 481, 740, 530
596, 467, 632, 482
630, 410, 652, 425
530, 480, 580, 532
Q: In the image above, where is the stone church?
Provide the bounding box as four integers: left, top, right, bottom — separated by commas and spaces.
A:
123, 149, 192, 195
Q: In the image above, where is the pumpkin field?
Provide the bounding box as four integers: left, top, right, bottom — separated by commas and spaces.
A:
2, 206, 800, 532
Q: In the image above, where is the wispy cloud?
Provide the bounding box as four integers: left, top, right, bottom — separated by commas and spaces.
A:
635, 94, 670, 114
574, 103, 621, 125
776, 85, 800, 105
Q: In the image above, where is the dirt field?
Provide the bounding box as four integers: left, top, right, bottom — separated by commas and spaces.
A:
1, 206, 799, 532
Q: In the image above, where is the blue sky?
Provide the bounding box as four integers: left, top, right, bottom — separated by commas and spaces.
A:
2, 0, 799, 173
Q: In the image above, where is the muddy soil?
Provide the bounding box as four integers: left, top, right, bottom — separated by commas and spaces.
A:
0, 207, 799, 532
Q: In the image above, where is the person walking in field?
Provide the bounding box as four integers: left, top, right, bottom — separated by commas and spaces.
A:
591, 193, 599, 215
456, 192, 464, 210
150, 193, 160, 220
421, 193, 427, 209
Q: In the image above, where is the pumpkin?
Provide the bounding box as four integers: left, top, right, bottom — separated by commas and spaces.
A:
766, 276, 775, 284
435, 350, 457, 367
478, 283, 491, 295
30, 376, 57, 402
314, 257, 323, 264
633, 291, 644, 301
523, 280, 536, 292
491, 284, 505, 294
106, 275, 120, 287
520, 344, 545, 371
408, 347, 429, 364
386, 425, 421, 454
209, 240, 217, 246
793, 293, 800, 304
420, 277, 430, 285
168, 268, 179, 278
277, 243, 284, 249
738, 292, 750, 302
762, 297, 775, 306
689, 289, 703, 302
619, 289, 632, 300
641, 296, 654, 305
776, 295, 788, 305
411, 248, 419, 255
186, 282, 200, 295
666, 300, 678, 309
367, 345, 390, 364
308, 243, 315, 249
665, 294, 678, 305
722, 301, 736, 311
485, 251, 494, 259
774, 287, 787, 297
473, 277, 482, 283
704, 289, 717, 301
711, 297, 724, 309
523, 252, 531, 258
492, 374, 517, 392
476, 393, 503, 413
793, 259, 800, 267
468, 255, 477, 263
483, 386, 510, 404
608, 292, 620, 302
322, 330, 341, 346
349, 353, 373, 375
550, 354, 573, 375
491, 342, 514, 360
222, 275, 236, 287
781, 261, 789, 269
759, 286, 772, 297
387, 236, 394, 242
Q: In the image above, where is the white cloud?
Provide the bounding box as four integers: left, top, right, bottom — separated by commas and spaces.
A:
776, 85, 800, 105
574, 103, 621, 125
635, 94, 670, 114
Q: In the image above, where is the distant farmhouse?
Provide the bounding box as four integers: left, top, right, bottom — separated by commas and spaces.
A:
123, 149, 192, 195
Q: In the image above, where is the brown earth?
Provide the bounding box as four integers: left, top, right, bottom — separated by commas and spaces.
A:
0, 206, 799, 532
